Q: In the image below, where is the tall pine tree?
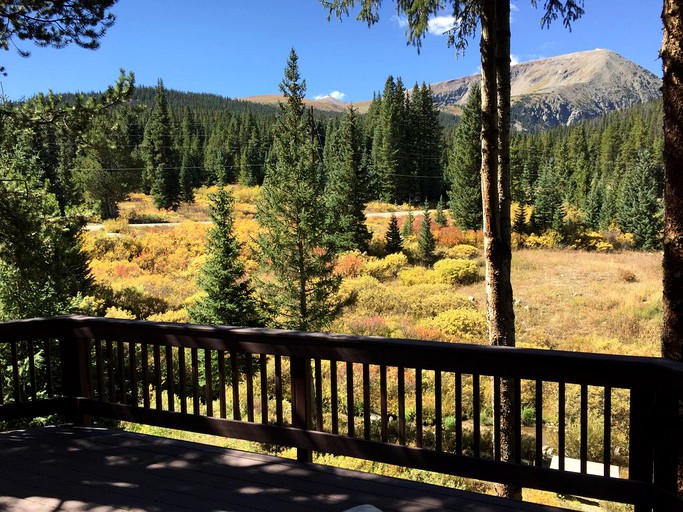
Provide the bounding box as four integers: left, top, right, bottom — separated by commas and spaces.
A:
256, 49, 342, 331
324, 107, 372, 252
142, 79, 180, 210
446, 84, 482, 230
188, 187, 261, 327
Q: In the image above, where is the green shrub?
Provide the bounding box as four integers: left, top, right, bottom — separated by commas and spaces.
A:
433, 258, 480, 285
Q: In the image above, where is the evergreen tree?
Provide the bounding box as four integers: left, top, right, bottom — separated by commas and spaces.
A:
384, 213, 403, 254
188, 188, 261, 327
142, 79, 180, 209
434, 196, 448, 227
324, 107, 372, 252
512, 204, 526, 234
179, 112, 202, 203
411, 83, 444, 201
256, 49, 342, 331
446, 84, 482, 230
417, 204, 436, 266
616, 151, 663, 250
401, 206, 414, 238
533, 160, 564, 232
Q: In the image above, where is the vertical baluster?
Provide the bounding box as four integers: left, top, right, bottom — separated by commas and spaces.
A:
346, 361, 354, 437
330, 360, 338, 435
435, 370, 442, 452
473, 374, 480, 458
118, 341, 126, 403
130, 342, 138, 406
380, 365, 388, 443
275, 355, 282, 425
45, 340, 53, 398
166, 345, 174, 412
535, 380, 543, 467
514, 377, 522, 464
10, 341, 20, 403
603, 386, 612, 477
191, 348, 200, 415
205, 349, 213, 417
246, 354, 255, 423
218, 351, 227, 419
416, 368, 423, 448
0, 348, 4, 404
260, 354, 268, 424
141, 343, 150, 409
95, 340, 104, 400
580, 384, 588, 474
558, 381, 566, 471
153, 344, 162, 409
314, 359, 323, 430
27, 341, 36, 400
494, 376, 501, 461
178, 348, 186, 414
363, 364, 371, 440
231, 350, 240, 421
398, 366, 405, 445
455, 372, 462, 456
106, 340, 115, 402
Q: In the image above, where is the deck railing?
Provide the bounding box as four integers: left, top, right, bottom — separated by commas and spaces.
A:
0, 315, 681, 511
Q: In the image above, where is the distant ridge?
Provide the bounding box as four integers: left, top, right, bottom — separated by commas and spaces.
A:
242, 49, 661, 131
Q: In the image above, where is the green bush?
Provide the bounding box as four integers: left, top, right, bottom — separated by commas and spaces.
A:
433, 258, 480, 285
438, 244, 479, 260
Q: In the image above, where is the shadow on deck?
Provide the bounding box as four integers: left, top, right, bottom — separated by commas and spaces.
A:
0, 426, 566, 512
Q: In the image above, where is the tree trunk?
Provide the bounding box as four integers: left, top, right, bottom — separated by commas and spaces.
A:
492, 0, 521, 500
661, 0, 683, 496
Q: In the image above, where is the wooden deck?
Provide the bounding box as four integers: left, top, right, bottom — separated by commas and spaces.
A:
0, 426, 569, 512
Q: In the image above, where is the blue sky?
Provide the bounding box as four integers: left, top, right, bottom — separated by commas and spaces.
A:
0, 1, 663, 102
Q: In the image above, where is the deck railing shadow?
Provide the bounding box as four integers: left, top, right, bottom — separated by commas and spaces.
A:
0, 315, 681, 512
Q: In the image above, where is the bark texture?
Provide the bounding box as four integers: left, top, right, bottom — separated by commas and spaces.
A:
661, 0, 683, 496
492, 0, 521, 500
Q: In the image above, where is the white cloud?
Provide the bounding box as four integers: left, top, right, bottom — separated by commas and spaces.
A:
427, 16, 457, 35
510, 3, 520, 12
511, 54, 520, 66
314, 90, 346, 101
393, 15, 409, 28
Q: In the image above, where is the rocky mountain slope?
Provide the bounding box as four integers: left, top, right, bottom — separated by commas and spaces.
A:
242, 49, 660, 131
430, 49, 661, 130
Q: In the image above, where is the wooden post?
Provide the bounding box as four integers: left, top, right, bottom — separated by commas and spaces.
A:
59, 335, 92, 425
653, 389, 681, 511
290, 355, 312, 463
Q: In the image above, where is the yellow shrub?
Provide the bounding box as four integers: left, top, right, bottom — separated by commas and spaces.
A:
524, 230, 562, 249
148, 309, 189, 323
362, 253, 409, 281
433, 258, 480, 285
397, 267, 436, 286
104, 306, 136, 319
102, 218, 129, 234
438, 244, 479, 260
426, 308, 487, 343
595, 241, 614, 253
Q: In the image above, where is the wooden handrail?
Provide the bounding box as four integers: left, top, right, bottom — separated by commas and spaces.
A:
0, 315, 681, 511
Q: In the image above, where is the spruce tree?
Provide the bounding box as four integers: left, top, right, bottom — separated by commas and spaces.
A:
446, 84, 482, 230
533, 160, 564, 232
417, 203, 436, 266
324, 107, 372, 252
435, 196, 448, 227
385, 213, 403, 254
188, 188, 261, 327
256, 49, 342, 331
616, 151, 663, 250
142, 79, 180, 210
401, 206, 414, 238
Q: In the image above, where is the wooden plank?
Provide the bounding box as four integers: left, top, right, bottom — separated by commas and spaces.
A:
330, 359, 338, 434
231, 349, 240, 421
246, 353, 255, 423
260, 354, 268, 424
218, 350, 226, 418
205, 348, 213, 417
380, 364, 387, 443
363, 363, 370, 440
347, 361, 354, 437
166, 344, 174, 412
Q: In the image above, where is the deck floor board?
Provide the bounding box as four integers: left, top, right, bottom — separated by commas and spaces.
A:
0, 426, 570, 512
